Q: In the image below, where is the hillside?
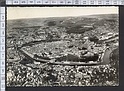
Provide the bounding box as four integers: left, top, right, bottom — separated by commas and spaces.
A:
7, 14, 118, 44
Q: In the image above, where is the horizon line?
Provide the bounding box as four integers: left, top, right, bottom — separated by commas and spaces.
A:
7, 13, 118, 20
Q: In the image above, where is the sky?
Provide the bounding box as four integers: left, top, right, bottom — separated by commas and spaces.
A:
7, 6, 118, 20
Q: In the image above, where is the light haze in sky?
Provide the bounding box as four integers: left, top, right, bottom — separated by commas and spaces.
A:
7, 7, 118, 20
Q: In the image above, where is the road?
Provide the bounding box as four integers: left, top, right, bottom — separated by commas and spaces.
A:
18, 49, 101, 66
12, 46, 115, 66
18, 47, 114, 66
101, 47, 117, 65
16, 39, 117, 66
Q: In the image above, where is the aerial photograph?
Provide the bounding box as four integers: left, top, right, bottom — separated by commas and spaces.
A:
7, 7, 119, 86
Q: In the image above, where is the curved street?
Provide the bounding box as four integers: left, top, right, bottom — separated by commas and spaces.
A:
101, 47, 118, 65
101, 48, 112, 65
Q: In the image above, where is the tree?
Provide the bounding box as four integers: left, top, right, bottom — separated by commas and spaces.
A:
89, 36, 99, 43
47, 21, 56, 26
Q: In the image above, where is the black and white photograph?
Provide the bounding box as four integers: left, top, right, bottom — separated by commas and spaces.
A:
7, 7, 119, 86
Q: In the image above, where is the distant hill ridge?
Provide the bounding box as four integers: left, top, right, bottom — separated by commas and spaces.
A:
7, 14, 118, 34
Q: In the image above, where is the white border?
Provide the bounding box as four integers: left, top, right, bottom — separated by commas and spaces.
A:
0, 7, 5, 91
6, 0, 124, 5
